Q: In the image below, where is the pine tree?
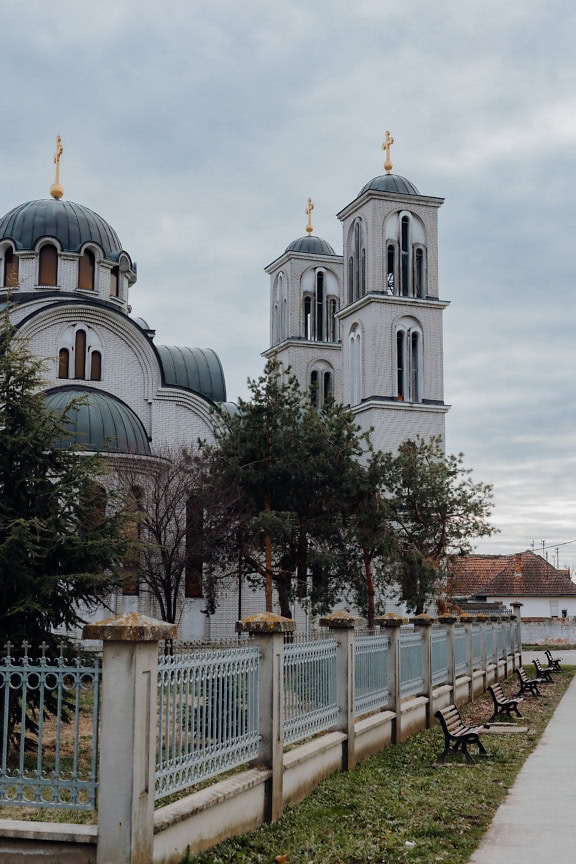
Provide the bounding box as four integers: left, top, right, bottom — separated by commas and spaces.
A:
0, 310, 128, 653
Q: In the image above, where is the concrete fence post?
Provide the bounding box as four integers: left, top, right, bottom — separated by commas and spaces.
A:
411, 615, 434, 727
438, 616, 457, 702
319, 611, 358, 770
236, 612, 295, 823
375, 616, 405, 743
511, 602, 523, 665
82, 613, 177, 864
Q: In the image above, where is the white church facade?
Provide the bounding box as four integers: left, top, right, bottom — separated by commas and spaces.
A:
0, 135, 450, 637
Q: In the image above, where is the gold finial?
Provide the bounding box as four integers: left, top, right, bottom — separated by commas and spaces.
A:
50, 135, 64, 199
305, 197, 314, 235
381, 130, 394, 174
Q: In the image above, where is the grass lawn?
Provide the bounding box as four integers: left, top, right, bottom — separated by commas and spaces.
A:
185, 668, 574, 864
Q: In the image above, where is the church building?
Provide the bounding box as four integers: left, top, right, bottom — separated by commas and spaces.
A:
0, 134, 450, 636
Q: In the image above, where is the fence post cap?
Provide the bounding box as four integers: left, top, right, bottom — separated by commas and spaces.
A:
374, 614, 408, 628
82, 612, 177, 642
410, 614, 435, 627
437, 615, 458, 624
236, 612, 296, 633
319, 611, 360, 629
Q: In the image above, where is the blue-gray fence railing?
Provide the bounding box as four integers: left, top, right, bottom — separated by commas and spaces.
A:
354, 633, 389, 715
0, 646, 100, 811
155, 646, 260, 801
431, 625, 449, 686
283, 638, 338, 745
400, 628, 424, 697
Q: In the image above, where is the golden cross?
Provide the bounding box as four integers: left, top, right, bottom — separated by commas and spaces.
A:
305, 197, 314, 235
53, 135, 63, 184
50, 135, 64, 199
381, 130, 394, 174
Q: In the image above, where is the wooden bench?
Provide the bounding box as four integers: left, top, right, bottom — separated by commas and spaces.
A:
545, 649, 562, 671
532, 659, 554, 683
487, 683, 523, 722
516, 666, 544, 697
434, 704, 488, 765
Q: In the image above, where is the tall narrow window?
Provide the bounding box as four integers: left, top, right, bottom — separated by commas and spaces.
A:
39, 245, 58, 286
78, 249, 95, 290
410, 332, 419, 401
387, 244, 396, 294
58, 348, 69, 379
414, 248, 424, 298
4, 248, 19, 287
361, 248, 366, 295
90, 350, 102, 381
310, 370, 319, 407
74, 330, 86, 379
323, 371, 333, 402
400, 215, 410, 296
349, 328, 361, 406
110, 265, 119, 297
348, 256, 354, 304
185, 497, 204, 598
304, 296, 312, 339
354, 222, 361, 301
328, 298, 338, 342
315, 271, 324, 341
397, 330, 405, 398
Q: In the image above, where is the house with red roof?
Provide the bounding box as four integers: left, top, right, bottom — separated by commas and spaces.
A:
447, 551, 576, 619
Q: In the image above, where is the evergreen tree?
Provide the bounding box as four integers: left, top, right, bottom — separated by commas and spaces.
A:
379, 436, 497, 613
205, 361, 364, 618
0, 311, 128, 654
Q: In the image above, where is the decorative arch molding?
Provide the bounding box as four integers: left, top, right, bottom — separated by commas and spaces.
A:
301, 266, 339, 342
348, 321, 363, 406
272, 270, 288, 345
383, 210, 427, 298
17, 305, 161, 401
307, 358, 335, 409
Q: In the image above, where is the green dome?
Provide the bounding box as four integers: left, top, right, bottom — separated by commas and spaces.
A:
0, 199, 129, 263
45, 387, 151, 455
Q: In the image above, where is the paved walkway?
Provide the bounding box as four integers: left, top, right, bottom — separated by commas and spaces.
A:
469, 650, 576, 864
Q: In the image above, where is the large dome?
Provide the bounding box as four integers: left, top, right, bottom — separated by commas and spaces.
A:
285, 235, 336, 256
358, 173, 420, 197
0, 199, 125, 261
45, 387, 151, 455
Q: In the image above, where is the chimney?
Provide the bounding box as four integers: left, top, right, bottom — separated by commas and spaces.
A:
514, 553, 522, 576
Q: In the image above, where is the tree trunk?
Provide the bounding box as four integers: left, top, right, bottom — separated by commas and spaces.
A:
364, 549, 375, 628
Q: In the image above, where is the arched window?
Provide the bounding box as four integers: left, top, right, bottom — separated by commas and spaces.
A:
349, 327, 362, 406
90, 351, 102, 381
110, 266, 119, 298
3, 247, 19, 288
58, 348, 70, 379
78, 249, 95, 291
310, 362, 334, 409
414, 247, 425, 298
272, 271, 288, 345
347, 256, 354, 304
400, 215, 410, 296
39, 244, 58, 286
347, 220, 366, 303
74, 330, 87, 379
387, 243, 396, 294
395, 318, 422, 402
302, 269, 337, 343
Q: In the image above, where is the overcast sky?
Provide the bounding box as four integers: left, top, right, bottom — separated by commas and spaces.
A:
2, 0, 575, 571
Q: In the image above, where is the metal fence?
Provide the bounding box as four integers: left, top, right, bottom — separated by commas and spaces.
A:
431, 625, 449, 686
454, 625, 467, 676
0, 645, 100, 811
283, 637, 338, 745
399, 629, 424, 697
354, 633, 389, 716
155, 646, 260, 801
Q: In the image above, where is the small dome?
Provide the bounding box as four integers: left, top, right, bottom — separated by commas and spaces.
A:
358, 173, 420, 197
157, 345, 227, 403
45, 387, 151, 455
285, 235, 336, 256
0, 199, 126, 261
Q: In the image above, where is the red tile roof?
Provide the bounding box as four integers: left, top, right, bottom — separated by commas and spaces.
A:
447, 551, 576, 598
